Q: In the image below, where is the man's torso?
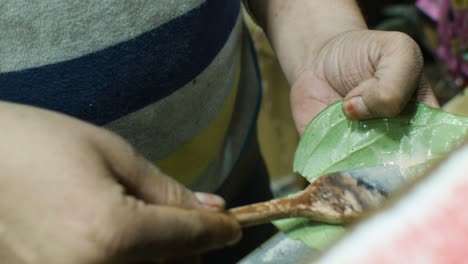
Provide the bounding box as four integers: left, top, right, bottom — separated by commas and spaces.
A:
0, 0, 261, 191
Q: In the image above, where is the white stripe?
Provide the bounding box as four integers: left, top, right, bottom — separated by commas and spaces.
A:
0, 0, 204, 72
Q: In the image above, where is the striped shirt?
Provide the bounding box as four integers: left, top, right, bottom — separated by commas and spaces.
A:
0, 0, 261, 192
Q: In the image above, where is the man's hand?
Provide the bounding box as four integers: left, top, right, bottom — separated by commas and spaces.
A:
0, 102, 241, 263
290, 30, 439, 133
249, 0, 439, 134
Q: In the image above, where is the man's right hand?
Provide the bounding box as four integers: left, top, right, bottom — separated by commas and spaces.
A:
0, 102, 241, 263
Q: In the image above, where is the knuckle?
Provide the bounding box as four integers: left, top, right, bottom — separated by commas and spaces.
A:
388, 31, 423, 63
98, 128, 145, 175
101, 128, 132, 151
387, 31, 416, 46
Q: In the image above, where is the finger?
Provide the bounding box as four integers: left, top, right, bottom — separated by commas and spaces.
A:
343, 32, 424, 120
92, 131, 225, 210
121, 206, 242, 262
415, 76, 440, 108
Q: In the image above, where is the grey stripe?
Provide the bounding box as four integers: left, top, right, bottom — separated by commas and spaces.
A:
0, 0, 204, 72
190, 32, 260, 192
105, 16, 242, 161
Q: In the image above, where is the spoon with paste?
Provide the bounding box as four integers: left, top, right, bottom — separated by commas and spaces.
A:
229, 165, 406, 227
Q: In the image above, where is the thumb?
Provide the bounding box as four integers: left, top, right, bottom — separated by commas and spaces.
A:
121, 205, 242, 262
343, 32, 424, 120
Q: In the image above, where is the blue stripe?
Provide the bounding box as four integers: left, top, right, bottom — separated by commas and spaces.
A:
0, 0, 240, 125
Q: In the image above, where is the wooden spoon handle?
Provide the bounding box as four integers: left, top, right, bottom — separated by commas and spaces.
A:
228, 198, 295, 227
228, 172, 384, 227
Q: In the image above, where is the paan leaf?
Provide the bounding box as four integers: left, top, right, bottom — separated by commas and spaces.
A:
294, 100, 468, 183
277, 101, 468, 250
273, 218, 345, 250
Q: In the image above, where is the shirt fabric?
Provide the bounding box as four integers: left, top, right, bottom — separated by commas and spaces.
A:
0, 0, 262, 192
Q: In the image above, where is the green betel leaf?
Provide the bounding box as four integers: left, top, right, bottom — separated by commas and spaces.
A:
294, 100, 468, 183
273, 218, 346, 250
277, 101, 468, 250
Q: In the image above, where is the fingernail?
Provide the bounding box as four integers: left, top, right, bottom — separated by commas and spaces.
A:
343, 96, 370, 120
195, 192, 226, 210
